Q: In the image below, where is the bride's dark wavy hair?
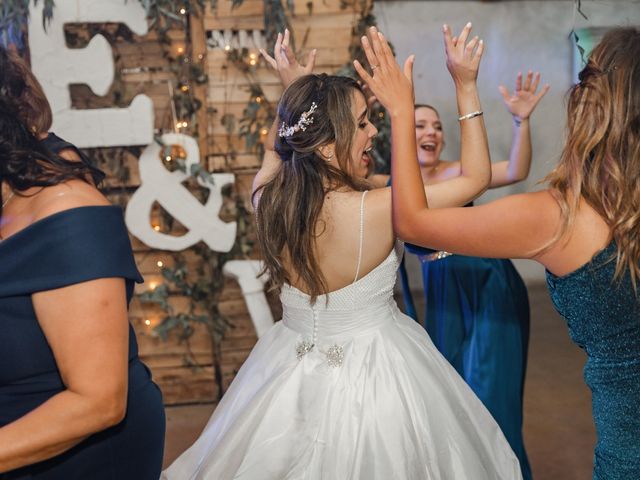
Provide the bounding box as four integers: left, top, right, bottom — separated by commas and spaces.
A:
0, 96, 99, 217
254, 74, 370, 302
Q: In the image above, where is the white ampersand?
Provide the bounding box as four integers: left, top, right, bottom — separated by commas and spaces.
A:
125, 133, 236, 252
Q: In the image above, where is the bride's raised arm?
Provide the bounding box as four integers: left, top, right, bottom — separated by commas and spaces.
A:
355, 24, 491, 211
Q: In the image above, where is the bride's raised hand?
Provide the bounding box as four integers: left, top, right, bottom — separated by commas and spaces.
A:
444, 22, 484, 88
259, 29, 317, 89
353, 26, 415, 115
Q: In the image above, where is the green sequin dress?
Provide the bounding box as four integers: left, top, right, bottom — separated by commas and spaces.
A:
546, 242, 640, 479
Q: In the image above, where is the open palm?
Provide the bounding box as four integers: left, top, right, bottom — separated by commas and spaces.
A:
499, 71, 550, 121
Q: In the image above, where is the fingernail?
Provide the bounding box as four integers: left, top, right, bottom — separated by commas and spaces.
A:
466, 22, 472, 27
443, 24, 448, 31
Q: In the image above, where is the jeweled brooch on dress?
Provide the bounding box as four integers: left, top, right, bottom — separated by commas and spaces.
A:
296, 340, 314, 360
324, 344, 344, 368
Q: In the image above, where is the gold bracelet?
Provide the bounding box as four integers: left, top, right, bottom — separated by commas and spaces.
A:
458, 110, 483, 121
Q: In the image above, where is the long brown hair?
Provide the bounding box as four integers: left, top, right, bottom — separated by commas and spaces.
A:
254, 74, 369, 302
0, 46, 52, 134
545, 27, 640, 287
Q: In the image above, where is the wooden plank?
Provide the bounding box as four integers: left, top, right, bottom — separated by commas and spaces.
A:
152, 366, 217, 405
206, 0, 264, 18
205, 15, 264, 31
208, 153, 261, 171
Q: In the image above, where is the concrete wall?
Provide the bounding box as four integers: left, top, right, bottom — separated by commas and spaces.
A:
375, 0, 640, 285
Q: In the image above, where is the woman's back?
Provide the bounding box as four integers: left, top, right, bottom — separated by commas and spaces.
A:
285, 188, 395, 294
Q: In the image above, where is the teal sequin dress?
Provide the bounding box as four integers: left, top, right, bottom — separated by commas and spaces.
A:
546, 242, 640, 479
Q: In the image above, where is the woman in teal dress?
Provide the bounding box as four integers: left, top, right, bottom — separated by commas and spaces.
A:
362, 25, 640, 479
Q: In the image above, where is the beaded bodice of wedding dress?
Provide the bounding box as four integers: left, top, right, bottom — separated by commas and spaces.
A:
279, 240, 403, 366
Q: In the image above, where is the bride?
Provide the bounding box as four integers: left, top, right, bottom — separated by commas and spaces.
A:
163, 25, 522, 479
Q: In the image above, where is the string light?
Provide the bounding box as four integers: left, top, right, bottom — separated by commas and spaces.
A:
260, 128, 268, 136
153, 225, 161, 231
378, 112, 385, 118
149, 282, 158, 290
177, 46, 185, 54
157, 260, 164, 267
249, 59, 257, 66
144, 319, 151, 326
165, 155, 172, 162
197, 54, 204, 60
180, 84, 190, 92
255, 96, 262, 103
224, 45, 231, 52
179, 7, 187, 14
181, 121, 189, 128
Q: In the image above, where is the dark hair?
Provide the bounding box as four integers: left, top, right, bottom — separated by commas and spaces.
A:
0, 46, 52, 134
0, 45, 104, 187
254, 74, 370, 302
0, 97, 99, 217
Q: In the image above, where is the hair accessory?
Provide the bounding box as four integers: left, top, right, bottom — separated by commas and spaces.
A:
457, 110, 483, 122
278, 102, 318, 138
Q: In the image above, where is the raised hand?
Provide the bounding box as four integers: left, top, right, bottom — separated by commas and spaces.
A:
353, 26, 415, 115
259, 29, 317, 88
498, 71, 550, 122
443, 22, 484, 87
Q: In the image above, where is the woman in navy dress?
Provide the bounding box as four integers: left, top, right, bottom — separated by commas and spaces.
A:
365, 25, 640, 479
0, 51, 165, 478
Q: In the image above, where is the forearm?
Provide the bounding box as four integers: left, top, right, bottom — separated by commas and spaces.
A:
505, 117, 532, 184
264, 113, 281, 153
457, 83, 491, 188
0, 390, 122, 472
390, 104, 425, 232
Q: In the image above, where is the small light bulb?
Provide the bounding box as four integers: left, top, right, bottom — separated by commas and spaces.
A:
144, 319, 151, 326
153, 225, 161, 231
249, 53, 257, 60
182, 121, 189, 128
255, 96, 262, 103
176, 122, 182, 129
165, 155, 172, 161
179, 7, 187, 14
378, 112, 384, 118
249, 59, 257, 66
260, 128, 268, 135
180, 84, 189, 92
157, 260, 164, 267
224, 45, 231, 52
198, 54, 204, 60
177, 47, 184, 54
149, 282, 157, 290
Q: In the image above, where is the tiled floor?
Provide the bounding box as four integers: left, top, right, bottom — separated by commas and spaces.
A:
162, 284, 596, 478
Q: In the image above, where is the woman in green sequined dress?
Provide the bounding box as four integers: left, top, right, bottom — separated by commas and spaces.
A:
359, 26, 640, 479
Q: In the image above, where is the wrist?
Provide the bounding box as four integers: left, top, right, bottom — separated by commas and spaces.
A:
454, 81, 478, 93
512, 116, 529, 127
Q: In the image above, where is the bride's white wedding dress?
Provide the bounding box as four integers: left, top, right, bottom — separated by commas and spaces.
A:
163, 193, 522, 480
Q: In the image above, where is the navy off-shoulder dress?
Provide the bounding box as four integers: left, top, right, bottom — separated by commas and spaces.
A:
0, 206, 165, 479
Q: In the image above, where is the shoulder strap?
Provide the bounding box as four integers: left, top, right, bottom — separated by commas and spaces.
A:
353, 190, 368, 283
